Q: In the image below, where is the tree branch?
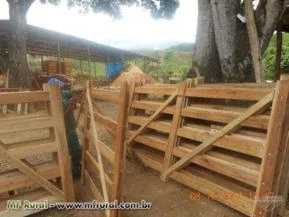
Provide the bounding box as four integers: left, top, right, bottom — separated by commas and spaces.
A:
24, 0, 36, 13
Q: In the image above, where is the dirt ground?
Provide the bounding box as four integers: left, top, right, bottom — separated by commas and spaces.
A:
34, 157, 244, 217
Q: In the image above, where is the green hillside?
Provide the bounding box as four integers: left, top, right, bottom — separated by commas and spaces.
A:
135, 50, 193, 80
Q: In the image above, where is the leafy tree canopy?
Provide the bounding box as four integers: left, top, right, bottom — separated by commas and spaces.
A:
38, 0, 179, 19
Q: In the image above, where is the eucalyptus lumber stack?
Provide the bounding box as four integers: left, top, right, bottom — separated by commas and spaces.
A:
127, 81, 289, 217
42, 60, 57, 75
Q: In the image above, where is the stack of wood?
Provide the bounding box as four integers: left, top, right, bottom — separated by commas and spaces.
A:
61, 62, 72, 74
127, 80, 289, 217
42, 60, 57, 75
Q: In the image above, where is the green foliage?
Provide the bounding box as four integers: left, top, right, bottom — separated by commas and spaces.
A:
263, 33, 289, 80
39, 0, 180, 19
168, 43, 194, 52
135, 50, 192, 80
71, 59, 105, 79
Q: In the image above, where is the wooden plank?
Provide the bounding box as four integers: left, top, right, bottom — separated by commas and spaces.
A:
274, 29, 282, 81
0, 162, 60, 193
127, 91, 177, 145
0, 91, 49, 104
253, 80, 289, 217
245, 0, 264, 83
135, 148, 254, 216
131, 100, 175, 114
161, 81, 187, 181
129, 116, 265, 158
182, 107, 269, 130
0, 142, 65, 200
43, 84, 75, 202
134, 86, 177, 95
111, 82, 128, 217
88, 131, 115, 164
6, 140, 57, 159
128, 116, 171, 134
185, 87, 271, 101
0, 116, 53, 134
163, 91, 274, 178
94, 111, 117, 135
177, 127, 264, 158
84, 170, 104, 201
86, 84, 109, 203
84, 170, 110, 217
81, 102, 89, 184
91, 89, 120, 103
85, 151, 112, 188
130, 132, 259, 186
173, 146, 259, 187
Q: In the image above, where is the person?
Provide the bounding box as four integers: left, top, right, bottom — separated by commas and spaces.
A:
47, 77, 81, 178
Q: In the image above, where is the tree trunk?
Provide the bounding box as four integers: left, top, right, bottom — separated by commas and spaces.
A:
192, 0, 222, 83
7, 0, 34, 88
193, 0, 284, 83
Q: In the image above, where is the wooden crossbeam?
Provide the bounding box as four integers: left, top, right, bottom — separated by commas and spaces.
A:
86, 84, 110, 213
127, 91, 178, 145
0, 141, 65, 201
163, 91, 274, 178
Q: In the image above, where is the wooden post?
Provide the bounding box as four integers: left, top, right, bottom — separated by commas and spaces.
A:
160, 81, 187, 181
41, 56, 44, 72
43, 84, 76, 202
244, 0, 264, 83
111, 82, 128, 217
81, 101, 89, 185
80, 60, 83, 75
57, 40, 61, 74
94, 62, 97, 78
253, 79, 289, 217
88, 47, 91, 79
275, 30, 282, 82
86, 83, 109, 204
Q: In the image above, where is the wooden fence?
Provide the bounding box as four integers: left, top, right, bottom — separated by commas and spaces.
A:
80, 82, 128, 217
127, 79, 289, 217
0, 84, 75, 216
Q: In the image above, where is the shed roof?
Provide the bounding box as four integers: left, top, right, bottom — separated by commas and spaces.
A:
0, 20, 156, 63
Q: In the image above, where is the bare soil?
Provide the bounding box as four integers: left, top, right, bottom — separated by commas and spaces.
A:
34, 157, 244, 217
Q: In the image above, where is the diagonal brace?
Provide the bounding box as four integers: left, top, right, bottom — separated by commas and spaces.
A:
0, 141, 65, 200
127, 91, 178, 145
163, 91, 275, 179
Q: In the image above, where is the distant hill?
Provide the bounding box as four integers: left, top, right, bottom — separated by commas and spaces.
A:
168, 43, 194, 52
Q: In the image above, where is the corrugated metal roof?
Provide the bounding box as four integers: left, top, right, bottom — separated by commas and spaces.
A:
0, 20, 157, 62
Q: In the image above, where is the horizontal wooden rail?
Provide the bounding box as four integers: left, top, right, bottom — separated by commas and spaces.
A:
0, 162, 60, 194
94, 111, 117, 135
0, 116, 54, 134
91, 89, 120, 103
129, 131, 259, 186
182, 107, 269, 130
134, 86, 177, 95
0, 91, 49, 104
86, 151, 113, 189
185, 87, 272, 101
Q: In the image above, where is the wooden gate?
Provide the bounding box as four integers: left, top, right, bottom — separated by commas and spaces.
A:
127, 79, 289, 217
0, 84, 75, 217
80, 82, 128, 217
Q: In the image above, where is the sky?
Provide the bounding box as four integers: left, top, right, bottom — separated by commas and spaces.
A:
0, 0, 197, 50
